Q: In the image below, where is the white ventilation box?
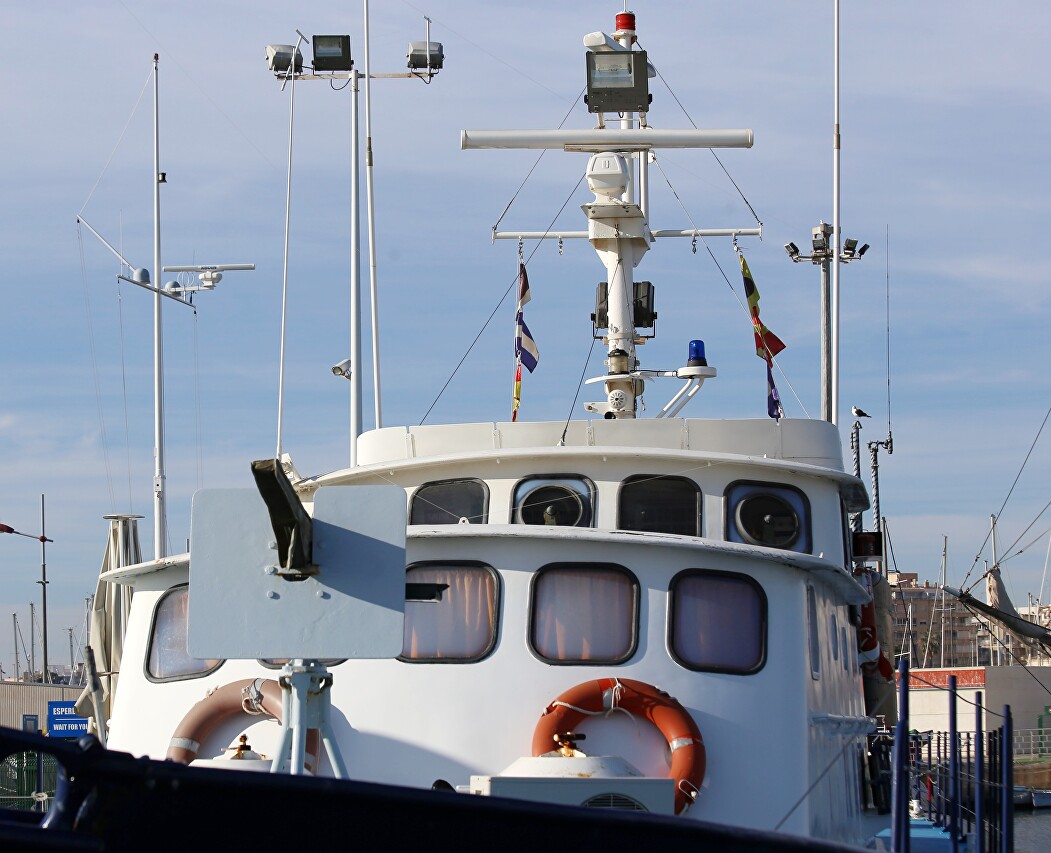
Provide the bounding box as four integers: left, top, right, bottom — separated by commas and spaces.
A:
469, 755, 674, 815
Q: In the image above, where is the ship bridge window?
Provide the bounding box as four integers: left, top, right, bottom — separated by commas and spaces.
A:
669, 570, 766, 674
725, 481, 811, 553
618, 475, 701, 536
530, 564, 638, 664
410, 478, 488, 525
400, 562, 499, 662
146, 585, 223, 682
512, 476, 594, 527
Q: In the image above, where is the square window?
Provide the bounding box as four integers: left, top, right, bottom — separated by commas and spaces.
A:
670, 571, 766, 673
531, 564, 638, 663
618, 475, 701, 536
401, 564, 498, 661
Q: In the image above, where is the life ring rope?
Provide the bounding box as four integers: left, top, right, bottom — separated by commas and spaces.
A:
533, 677, 705, 815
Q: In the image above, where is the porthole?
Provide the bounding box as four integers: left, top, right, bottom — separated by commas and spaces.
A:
512, 476, 594, 527
725, 481, 811, 553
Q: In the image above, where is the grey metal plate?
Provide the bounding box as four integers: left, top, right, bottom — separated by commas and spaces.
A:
187, 485, 406, 660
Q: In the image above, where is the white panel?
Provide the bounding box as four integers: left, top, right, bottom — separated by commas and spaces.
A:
408, 422, 495, 456
187, 486, 406, 660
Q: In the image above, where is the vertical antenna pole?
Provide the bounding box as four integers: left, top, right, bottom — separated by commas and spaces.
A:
830, 0, 842, 427
30, 602, 36, 680
152, 54, 167, 559
363, 0, 383, 429
12, 614, 18, 681
350, 68, 362, 466
39, 495, 49, 684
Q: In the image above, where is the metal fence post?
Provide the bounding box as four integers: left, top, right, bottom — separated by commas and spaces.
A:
1001, 707, 1012, 853
975, 692, 984, 853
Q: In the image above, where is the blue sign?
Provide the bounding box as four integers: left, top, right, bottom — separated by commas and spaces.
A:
46, 701, 88, 738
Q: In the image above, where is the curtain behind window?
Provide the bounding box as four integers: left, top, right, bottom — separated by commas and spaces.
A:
402, 565, 496, 660
532, 566, 636, 662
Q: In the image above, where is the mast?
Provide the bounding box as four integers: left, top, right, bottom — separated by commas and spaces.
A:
939, 535, 947, 668
29, 603, 36, 680
152, 54, 167, 560
39, 495, 49, 683
363, 0, 383, 429
830, 0, 842, 425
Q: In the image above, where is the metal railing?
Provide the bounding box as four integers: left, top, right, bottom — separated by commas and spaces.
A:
891, 660, 1014, 853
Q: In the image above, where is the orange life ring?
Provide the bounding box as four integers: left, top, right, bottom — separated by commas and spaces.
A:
166, 678, 320, 772
532, 678, 705, 814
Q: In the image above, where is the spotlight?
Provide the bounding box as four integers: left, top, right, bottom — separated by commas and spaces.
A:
407, 41, 444, 70
857, 243, 870, 257
784, 242, 800, 260
266, 44, 303, 74
843, 238, 858, 258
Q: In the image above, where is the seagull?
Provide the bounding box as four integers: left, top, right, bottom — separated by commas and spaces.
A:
851, 406, 870, 418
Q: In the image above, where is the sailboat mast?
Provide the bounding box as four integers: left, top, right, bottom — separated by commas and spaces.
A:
939, 535, 947, 668
152, 53, 167, 560
830, 0, 842, 426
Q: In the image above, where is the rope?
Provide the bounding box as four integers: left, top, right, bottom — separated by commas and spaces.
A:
650, 155, 809, 418
78, 70, 152, 216
639, 40, 762, 227
491, 89, 585, 234
77, 223, 116, 513
419, 173, 587, 425
961, 400, 1051, 588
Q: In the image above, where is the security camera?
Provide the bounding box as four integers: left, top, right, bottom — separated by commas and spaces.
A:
331, 358, 352, 378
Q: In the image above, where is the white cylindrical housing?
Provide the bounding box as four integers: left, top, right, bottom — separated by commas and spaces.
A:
461, 128, 753, 151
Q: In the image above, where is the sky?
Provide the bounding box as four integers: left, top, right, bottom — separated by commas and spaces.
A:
1, 0, 1049, 678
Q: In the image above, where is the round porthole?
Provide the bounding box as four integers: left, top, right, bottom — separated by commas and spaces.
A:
518, 485, 586, 526
734, 493, 801, 548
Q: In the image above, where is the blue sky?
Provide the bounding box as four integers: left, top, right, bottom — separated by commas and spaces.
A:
1, 1, 1049, 677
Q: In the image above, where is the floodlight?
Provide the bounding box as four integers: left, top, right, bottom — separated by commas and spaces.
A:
811, 225, 829, 254
843, 238, 858, 258
857, 243, 870, 257
313, 35, 352, 71
784, 242, 800, 259
585, 49, 650, 114
407, 41, 444, 70
266, 44, 303, 74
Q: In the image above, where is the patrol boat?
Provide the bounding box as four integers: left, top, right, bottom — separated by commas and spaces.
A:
74, 9, 876, 848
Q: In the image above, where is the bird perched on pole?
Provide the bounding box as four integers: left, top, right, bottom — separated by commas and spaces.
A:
851, 406, 870, 419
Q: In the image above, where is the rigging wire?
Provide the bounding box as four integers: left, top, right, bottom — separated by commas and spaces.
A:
114, 281, 136, 513
959, 602, 1051, 701
114, 0, 279, 172
491, 88, 585, 234
649, 155, 809, 418
76, 223, 117, 513
397, 1, 567, 99
418, 173, 588, 425
78, 70, 152, 216
638, 41, 762, 228
961, 400, 1051, 589
559, 336, 599, 447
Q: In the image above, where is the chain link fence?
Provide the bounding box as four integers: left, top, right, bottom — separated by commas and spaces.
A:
0, 751, 58, 812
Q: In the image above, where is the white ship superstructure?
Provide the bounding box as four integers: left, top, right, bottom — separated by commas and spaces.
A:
90, 10, 878, 847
